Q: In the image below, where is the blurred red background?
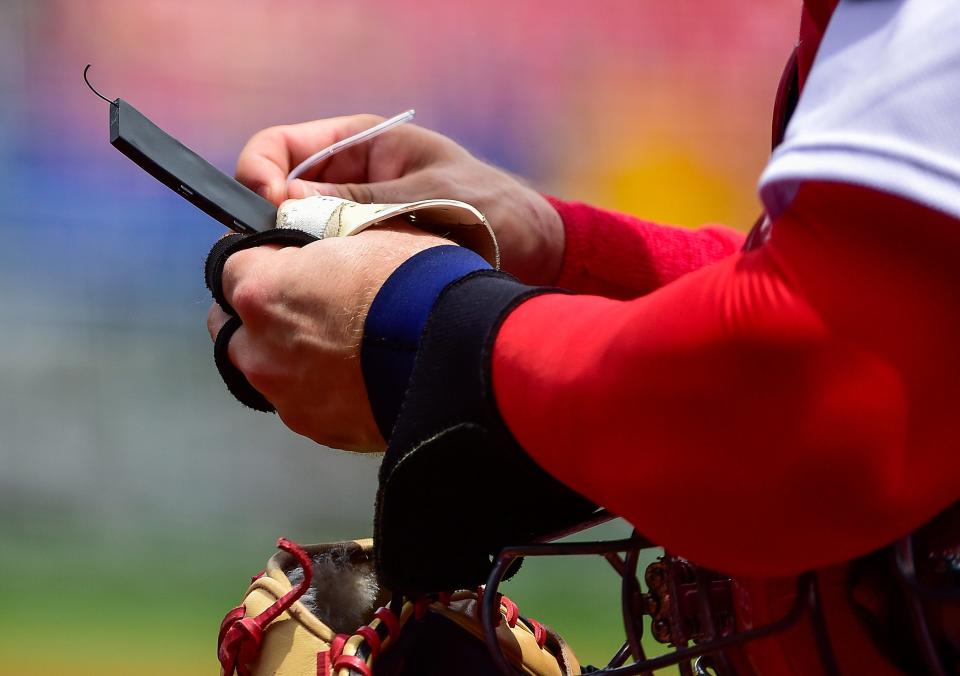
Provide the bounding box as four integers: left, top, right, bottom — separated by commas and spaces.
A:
0, 2, 798, 673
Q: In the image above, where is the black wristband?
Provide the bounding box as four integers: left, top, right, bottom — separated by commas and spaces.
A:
374, 272, 598, 595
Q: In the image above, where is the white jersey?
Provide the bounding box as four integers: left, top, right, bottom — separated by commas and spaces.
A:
759, 0, 960, 220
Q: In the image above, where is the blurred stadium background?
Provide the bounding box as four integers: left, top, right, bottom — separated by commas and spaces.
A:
0, 1, 797, 673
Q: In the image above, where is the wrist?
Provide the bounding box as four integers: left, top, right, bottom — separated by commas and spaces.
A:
361, 246, 493, 439
506, 188, 565, 286
534, 192, 565, 286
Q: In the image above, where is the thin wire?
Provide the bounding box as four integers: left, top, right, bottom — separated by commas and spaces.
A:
286, 109, 415, 183
83, 64, 117, 106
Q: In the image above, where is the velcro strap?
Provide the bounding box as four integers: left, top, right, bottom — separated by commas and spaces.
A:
205, 228, 319, 412
205, 228, 319, 316
214, 315, 274, 412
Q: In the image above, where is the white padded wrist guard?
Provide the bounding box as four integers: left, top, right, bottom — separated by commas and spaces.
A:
276, 196, 500, 269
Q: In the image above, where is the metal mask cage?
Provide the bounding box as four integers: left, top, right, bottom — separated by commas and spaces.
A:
479, 513, 840, 676
894, 533, 960, 676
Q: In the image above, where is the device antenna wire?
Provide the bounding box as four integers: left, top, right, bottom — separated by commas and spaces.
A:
83, 64, 118, 106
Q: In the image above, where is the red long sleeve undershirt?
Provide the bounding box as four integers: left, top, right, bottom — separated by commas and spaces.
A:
547, 196, 746, 298
493, 182, 960, 576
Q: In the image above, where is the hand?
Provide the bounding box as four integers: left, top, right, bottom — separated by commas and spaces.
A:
235, 115, 564, 285
206, 220, 451, 452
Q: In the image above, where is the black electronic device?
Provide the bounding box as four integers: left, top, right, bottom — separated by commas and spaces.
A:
87, 66, 276, 233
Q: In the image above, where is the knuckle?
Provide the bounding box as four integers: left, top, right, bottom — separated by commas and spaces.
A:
250, 124, 286, 148
229, 279, 271, 322
228, 339, 278, 395
222, 248, 283, 321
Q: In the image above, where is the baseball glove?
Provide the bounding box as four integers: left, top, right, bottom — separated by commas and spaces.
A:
217, 538, 582, 676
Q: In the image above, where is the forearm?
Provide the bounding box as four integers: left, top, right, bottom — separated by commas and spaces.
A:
370, 183, 960, 590
547, 196, 745, 299
497, 183, 960, 575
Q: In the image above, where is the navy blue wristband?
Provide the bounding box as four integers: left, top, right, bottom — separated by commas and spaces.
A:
361, 245, 492, 439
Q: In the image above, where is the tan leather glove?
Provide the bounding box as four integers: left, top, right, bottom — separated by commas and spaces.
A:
217, 538, 581, 676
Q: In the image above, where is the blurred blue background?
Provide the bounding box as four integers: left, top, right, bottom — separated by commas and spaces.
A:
0, 1, 797, 673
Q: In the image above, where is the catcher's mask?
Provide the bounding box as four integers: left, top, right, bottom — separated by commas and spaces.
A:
480, 504, 959, 676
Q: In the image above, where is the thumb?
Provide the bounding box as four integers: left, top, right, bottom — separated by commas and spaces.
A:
287, 175, 430, 204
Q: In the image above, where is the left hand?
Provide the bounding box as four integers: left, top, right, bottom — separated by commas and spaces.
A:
234, 115, 564, 285
206, 218, 451, 452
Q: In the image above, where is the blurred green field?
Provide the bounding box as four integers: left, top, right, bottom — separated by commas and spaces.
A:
0, 321, 677, 675
0, 519, 678, 675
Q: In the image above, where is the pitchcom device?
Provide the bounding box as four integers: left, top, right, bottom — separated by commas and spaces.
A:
86, 65, 276, 234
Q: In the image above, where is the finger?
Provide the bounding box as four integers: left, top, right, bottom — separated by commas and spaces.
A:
219, 244, 282, 321
287, 172, 441, 205
235, 115, 390, 204
211, 314, 275, 410
223, 321, 254, 383
207, 303, 232, 342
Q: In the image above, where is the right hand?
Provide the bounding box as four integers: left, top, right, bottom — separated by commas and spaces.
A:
235, 115, 565, 285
